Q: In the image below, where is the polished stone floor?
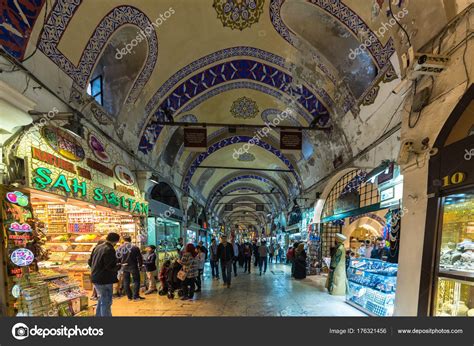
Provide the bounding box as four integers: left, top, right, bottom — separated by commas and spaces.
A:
110, 262, 365, 317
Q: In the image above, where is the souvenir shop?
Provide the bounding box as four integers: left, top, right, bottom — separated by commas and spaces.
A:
319, 165, 404, 316
147, 184, 183, 268
418, 86, 474, 317
0, 124, 148, 316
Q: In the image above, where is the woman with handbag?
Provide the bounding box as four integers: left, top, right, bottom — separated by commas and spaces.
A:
178, 243, 199, 300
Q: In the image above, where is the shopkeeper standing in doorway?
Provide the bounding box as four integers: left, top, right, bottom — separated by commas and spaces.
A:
118, 235, 145, 301
371, 237, 389, 261
89, 232, 121, 317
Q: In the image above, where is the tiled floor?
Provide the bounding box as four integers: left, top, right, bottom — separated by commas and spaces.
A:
110, 262, 366, 317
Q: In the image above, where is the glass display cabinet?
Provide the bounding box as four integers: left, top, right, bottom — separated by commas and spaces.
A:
434, 190, 474, 316
346, 258, 398, 316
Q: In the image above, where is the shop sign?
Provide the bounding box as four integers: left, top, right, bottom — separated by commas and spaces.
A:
88, 132, 111, 163
114, 183, 135, 196
280, 130, 302, 152
114, 165, 136, 186
86, 158, 114, 177
11, 284, 21, 298
32, 167, 148, 215
9, 268, 22, 277
184, 128, 207, 151
8, 222, 32, 232
442, 172, 466, 187
6, 191, 29, 206
32, 147, 76, 173
42, 126, 85, 161
380, 187, 394, 202
10, 248, 34, 267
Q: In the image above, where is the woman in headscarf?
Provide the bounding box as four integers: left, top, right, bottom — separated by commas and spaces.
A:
293, 243, 307, 279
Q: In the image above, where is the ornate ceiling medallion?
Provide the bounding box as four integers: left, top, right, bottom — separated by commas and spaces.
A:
230, 96, 259, 119
213, 0, 265, 31
238, 152, 256, 162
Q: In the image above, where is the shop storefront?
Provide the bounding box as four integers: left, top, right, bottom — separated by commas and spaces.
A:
319, 166, 404, 316
1, 125, 147, 316
419, 86, 474, 317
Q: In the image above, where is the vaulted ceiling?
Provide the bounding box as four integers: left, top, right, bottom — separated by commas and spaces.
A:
1, 0, 452, 227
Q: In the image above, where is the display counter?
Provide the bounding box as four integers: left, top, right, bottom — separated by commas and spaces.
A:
346, 257, 398, 316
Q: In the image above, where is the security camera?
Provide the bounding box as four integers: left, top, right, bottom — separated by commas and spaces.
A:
397, 139, 415, 165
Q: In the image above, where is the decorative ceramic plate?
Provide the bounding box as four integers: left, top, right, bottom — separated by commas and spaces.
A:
10, 248, 34, 267
114, 165, 136, 186
88, 132, 111, 163
42, 126, 85, 161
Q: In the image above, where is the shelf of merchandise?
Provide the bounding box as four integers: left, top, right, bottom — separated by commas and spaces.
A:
346, 258, 398, 317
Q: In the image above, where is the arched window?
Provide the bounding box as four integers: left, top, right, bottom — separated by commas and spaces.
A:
87, 26, 147, 117
322, 169, 380, 219
150, 182, 180, 209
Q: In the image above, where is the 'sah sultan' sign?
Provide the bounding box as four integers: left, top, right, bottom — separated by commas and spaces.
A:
32, 167, 148, 215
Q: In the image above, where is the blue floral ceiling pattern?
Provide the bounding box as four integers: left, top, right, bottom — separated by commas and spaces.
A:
230, 96, 259, 119
213, 0, 265, 31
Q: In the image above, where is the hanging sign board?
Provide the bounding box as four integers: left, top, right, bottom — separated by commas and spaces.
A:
15, 125, 148, 215
184, 128, 207, 152
280, 130, 302, 153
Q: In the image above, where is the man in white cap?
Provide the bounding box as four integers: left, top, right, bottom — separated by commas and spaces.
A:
326, 233, 348, 296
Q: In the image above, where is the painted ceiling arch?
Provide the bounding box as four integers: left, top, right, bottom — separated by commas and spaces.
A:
182, 135, 301, 193
37, 0, 158, 105
138, 58, 333, 154
207, 173, 288, 207
215, 196, 272, 217
1, 0, 435, 227
208, 185, 279, 212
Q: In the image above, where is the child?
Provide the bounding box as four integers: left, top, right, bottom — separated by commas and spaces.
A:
158, 260, 171, 295
144, 245, 157, 294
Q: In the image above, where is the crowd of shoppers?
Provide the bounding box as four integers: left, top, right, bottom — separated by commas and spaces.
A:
89, 232, 301, 316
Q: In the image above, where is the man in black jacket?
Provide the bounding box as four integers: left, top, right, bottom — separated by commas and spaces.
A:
89, 232, 121, 317
117, 235, 145, 301
217, 235, 234, 288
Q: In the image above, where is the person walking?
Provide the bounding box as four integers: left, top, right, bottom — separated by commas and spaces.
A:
118, 235, 145, 301
209, 238, 219, 279
268, 242, 275, 263
178, 243, 199, 300
276, 244, 283, 264
294, 243, 307, 279
252, 240, 259, 267
243, 242, 252, 273
88, 232, 121, 317
143, 245, 157, 294
258, 240, 269, 275
286, 246, 294, 265
217, 235, 234, 288
89, 239, 105, 301
197, 240, 208, 260
195, 245, 206, 292
232, 238, 239, 277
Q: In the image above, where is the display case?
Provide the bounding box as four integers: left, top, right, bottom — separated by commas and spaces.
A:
434, 190, 474, 316
346, 257, 398, 316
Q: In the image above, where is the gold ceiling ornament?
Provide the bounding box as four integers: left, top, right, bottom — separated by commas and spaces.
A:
213, 0, 265, 31
230, 96, 259, 119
